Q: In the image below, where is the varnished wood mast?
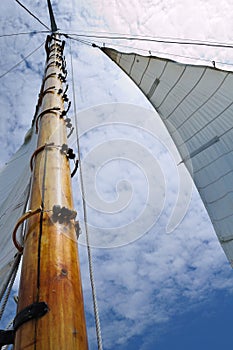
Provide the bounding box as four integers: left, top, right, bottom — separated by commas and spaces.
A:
14, 32, 88, 349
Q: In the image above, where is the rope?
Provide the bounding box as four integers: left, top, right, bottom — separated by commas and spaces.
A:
65, 31, 233, 49
0, 254, 21, 322
63, 34, 93, 47
15, 0, 50, 31
0, 255, 21, 304
0, 31, 49, 38
65, 33, 233, 67
0, 41, 45, 79
69, 40, 103, 350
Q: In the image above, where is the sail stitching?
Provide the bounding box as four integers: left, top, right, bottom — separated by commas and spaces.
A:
203, 189, 233, 205
170, 72, 230, 135
194, 147, 233, 175
211, 212, 233, 222
138, 56, 151, 86
198, 168, 233, 190
177, 100, 233, 147
165, 67, 207, 119
129, 54, 137, 76
157, 65, 187, 109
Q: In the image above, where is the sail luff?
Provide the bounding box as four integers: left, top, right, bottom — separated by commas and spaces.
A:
14, 34, 88, 349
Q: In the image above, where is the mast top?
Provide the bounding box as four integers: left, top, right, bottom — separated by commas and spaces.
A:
47, 0, 58, 33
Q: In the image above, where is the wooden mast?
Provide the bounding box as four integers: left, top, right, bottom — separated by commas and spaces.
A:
14, 2, 88, 349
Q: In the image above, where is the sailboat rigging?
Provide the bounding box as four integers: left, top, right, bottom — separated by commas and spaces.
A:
1, 0, 233, 349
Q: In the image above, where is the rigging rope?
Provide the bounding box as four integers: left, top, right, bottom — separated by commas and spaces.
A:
15, 0, 50, 31
66, 34, 233, 68
69, 40, 103, 350
0, 41, 45, 79
0, 31, 49, 38
0, 254, 21, 322
64, 31, 233, 49
64, 34, 93, 47
64, 29, 233, 48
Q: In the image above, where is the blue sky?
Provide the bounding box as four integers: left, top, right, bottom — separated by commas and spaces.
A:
1, 1, 233, 349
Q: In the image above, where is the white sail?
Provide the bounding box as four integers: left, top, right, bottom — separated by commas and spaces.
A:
103, 47, 233, 267
0, 127, 37, 289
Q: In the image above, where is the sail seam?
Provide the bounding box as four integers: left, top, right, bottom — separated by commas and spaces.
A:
166, 67, 207, 119
170, 72, 230, 135
177, 101, 233, 147
128, 54, 136, 76
198, 169, 233, 190
139, 56, 151, 86
194, 147, 233, 175
157, 65, 187, 109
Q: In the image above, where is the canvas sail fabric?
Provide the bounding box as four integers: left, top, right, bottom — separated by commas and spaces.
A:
103, 47, 233, 267
0, 128, 37, 290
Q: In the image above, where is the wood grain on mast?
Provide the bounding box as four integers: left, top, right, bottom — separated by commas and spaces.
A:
14, 1, 88, 349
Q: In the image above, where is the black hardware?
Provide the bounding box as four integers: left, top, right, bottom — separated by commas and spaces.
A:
0, 330, 15, 348
0, 302, 49, 348
67, 127, 74, 138
14, 302, 49, 331
55, 61, 62, 68
60, 143, 68, 154
71, 159, 79, 178
52, 205, 77, 224
64, 117, 71, 126
61, 101, 71, 117
75, 221, 81, 239
60, 144, 75, 159
67, 148, 75, 160
62, 94, 69, 102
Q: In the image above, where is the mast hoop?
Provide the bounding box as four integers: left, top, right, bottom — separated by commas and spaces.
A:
30, 142, 75, 171
43, 72, 57, 83
40, 85, 56, 98
12, 207, 42, 253
35, 106, 61, 133
30, 142, 55, 170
